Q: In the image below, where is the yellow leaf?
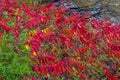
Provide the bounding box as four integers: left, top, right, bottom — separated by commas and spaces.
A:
42, 28, 49, 33
25, 44, 30, 50
32, 51, 37, 56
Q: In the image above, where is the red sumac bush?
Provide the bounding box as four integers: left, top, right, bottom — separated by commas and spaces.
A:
0, 0, 120, 79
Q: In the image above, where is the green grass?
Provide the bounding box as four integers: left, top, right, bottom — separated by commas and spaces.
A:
0, 33, 32, 80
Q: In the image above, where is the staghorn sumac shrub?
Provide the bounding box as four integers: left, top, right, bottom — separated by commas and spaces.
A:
24, 2, 120, 80
0, 0, 120, 80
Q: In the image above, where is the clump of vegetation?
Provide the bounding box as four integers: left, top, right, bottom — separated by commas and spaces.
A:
0, 0, 120, 80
